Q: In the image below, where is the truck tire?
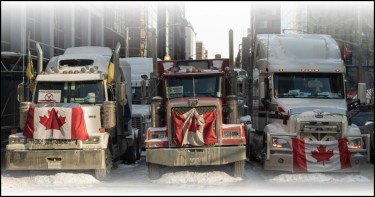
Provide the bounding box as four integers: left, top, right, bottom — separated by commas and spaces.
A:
245, 130, 250, 157
147, 162, 161, 180
95, 148, 112, 181
136, 134, 142, 160
248, 144, 257, 161
370, 129, 374, 164
231, 160, 245, 177
124, 145, 136, 164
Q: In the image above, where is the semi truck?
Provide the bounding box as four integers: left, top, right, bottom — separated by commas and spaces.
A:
6, 43, 139, 180
124, 57, 157, 159
245, 34, 370, 172
144, 30, 246, 180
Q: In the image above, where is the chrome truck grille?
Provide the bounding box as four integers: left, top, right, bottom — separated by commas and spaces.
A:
173, 106, 216, 116
29, 139, 79, 149
132, 117, 142, 132
298, 121, 343, 141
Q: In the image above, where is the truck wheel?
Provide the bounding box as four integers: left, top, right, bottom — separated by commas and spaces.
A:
95, 148, 112, 181
148, 162, 161, 180
136, 134, 142, 160
248, 144, 257, 161
259, 147, 266, 166
245, 130, 250, 157
124, 145, 136, 164
370, 130, 374, 163
231, 160, 245, 177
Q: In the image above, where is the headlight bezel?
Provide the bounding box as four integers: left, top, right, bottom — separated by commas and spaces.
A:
8, 135, 26, 145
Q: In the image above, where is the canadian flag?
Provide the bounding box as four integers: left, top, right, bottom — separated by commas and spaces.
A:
173, 108, 217, 147
24, 104, 89, 140
292, 138, 351, 172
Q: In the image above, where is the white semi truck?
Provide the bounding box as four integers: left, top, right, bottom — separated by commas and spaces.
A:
246, 34, 370, 172
6, 43, 139, 180
123, 57, 157, 159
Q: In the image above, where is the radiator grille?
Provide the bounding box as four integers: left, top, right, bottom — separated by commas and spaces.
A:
173, 106, 216, 116
132, 117, 142, 131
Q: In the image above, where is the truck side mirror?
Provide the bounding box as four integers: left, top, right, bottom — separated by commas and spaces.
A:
119, 82, 127, 106
269, 103, 278, 112
17, 82, 25, 102
261, 97, 271, 110
283, 115, 289, 125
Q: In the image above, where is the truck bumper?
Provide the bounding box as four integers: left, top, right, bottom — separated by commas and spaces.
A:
264, 152, 369, 172
146, 146, 246, 166
6, 149, 105, 170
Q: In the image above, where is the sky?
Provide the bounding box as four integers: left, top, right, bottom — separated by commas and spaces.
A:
185, 2, 251, 59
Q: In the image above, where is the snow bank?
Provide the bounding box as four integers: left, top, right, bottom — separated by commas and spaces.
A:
269, 173, 371, 183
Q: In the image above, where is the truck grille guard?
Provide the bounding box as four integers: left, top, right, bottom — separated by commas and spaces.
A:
266, 132, 370, 162
27, 139, 81, 149
298, 121, 342, 141
265, 118, 371, 162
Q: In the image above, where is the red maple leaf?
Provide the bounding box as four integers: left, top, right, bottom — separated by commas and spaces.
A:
311, 145, 334, 165
39, 108, 66, 130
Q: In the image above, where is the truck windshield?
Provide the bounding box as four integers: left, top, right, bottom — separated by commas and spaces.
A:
132, 86, 150, 104
165, 76, 222, 99
34, 81, 104, 104
274, 73, 344, 99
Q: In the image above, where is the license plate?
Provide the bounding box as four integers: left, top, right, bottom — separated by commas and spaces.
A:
47, 161, 62, 169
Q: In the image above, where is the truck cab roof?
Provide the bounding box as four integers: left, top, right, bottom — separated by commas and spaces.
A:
254, 34, 344, 73
64, 46, 112, 57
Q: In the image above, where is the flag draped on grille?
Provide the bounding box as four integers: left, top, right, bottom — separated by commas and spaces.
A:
24, 104, 89, 140
173, 108, 217, 147
292, 138, 351, 172
107, 51, 115, 85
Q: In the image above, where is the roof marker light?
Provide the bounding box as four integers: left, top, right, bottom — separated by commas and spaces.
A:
54, 67, 59, 73
46, 67, 53, 74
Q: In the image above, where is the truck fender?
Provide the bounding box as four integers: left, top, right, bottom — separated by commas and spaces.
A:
101, 132, 111, 149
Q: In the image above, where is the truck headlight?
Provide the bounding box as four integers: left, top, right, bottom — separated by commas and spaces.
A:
272, 137, 290, 148
240, 121, 251, 127
150, 132, 166, 139
9, 135, 26, 144
348, 139, 362, 149
223, 130, 239, 138
83, 136, 101, 144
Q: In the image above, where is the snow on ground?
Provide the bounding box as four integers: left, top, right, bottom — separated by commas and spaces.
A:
269, 173, 371, 183
1, 156, 374, 196
154, 171, 243, 184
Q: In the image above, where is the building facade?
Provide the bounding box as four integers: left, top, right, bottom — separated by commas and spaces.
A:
196, 41, 208, 60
